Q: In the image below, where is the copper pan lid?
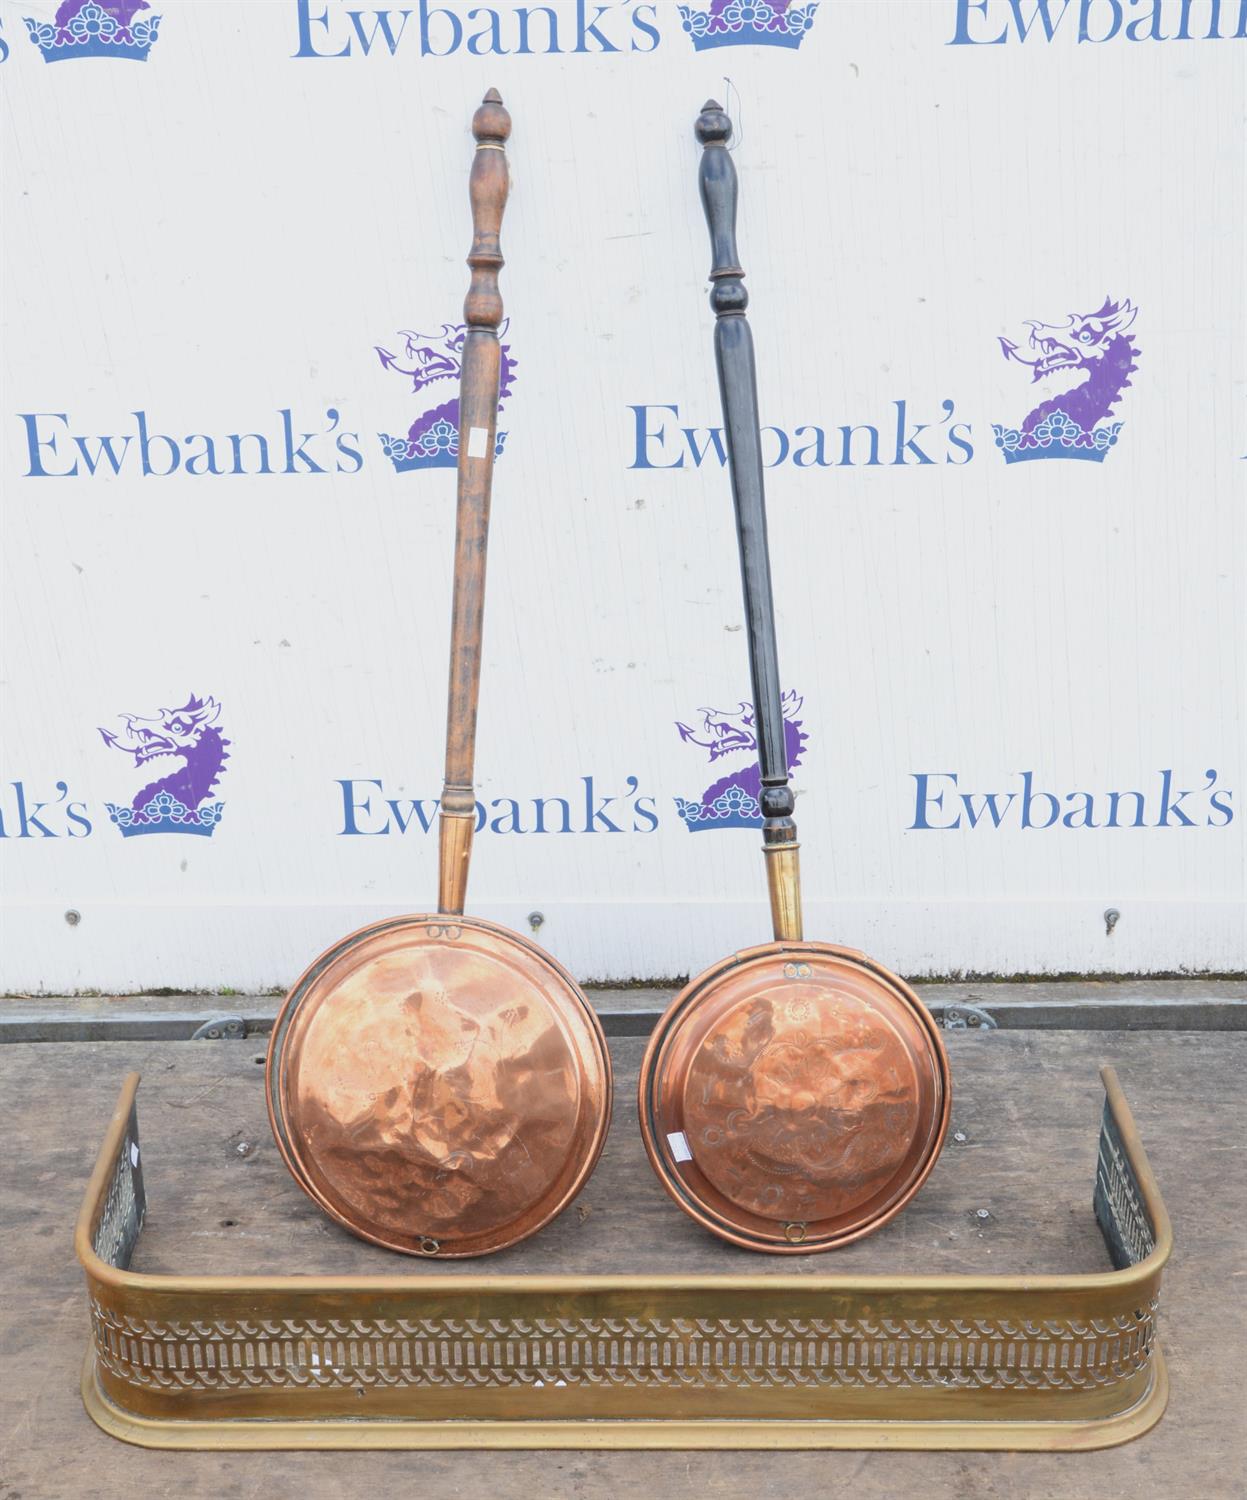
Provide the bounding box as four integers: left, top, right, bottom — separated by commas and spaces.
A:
638, 942, 950, 1253
268, 915, 612, 1258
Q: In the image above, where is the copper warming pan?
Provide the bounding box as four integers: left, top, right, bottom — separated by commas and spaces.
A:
265, 91, 612, 1258
637, 103, 951, 1254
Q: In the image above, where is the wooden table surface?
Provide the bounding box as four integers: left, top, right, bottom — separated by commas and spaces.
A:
2, 1030, 1244, 1498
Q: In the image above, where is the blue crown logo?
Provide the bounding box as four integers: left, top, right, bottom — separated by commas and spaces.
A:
675, 783, 763, 831
24, 2, 161, 62
992, 411, 1123, 465
673, 693, 807, 834
379, 419, 509, 474
375, 323, 517, 475
994, 298, 1138, 465
678, 1, 818, 50
98, 692, 229, 839
105, 792, 224, 839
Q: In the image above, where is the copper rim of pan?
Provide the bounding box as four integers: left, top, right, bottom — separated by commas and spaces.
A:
267, 913, 613, 1259
638, 941, 951, 1254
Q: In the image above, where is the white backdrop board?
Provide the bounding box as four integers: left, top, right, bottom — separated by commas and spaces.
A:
1, 0, 1244, 991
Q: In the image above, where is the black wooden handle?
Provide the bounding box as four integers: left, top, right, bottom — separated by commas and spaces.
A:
695, 100, 797, 860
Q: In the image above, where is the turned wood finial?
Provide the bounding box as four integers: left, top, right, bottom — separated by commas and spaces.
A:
472, 86, 512, 146
465, 88, 510, 332
694, 99, 732, 146
695, 100, 747, 318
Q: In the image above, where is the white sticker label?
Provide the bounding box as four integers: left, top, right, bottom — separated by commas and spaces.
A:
667, 1131, 693, 1163
466, 426, 489, 458
130, 1142, 140, 1167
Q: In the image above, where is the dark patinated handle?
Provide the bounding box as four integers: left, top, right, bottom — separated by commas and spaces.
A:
695, 99, 802, 941
439, 89, 510, 916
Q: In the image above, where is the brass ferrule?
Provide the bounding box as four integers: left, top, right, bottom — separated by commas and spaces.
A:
763, 842, 803, 942
437, 808, 475, 916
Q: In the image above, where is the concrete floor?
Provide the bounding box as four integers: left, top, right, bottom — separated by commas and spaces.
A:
1, 1028, 1245, 1498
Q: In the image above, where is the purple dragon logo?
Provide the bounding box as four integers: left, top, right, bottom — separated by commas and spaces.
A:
993, 296, 1140, 463
376, 321, 518, 473
678, 0, 818, 50
674, 692, 807, 831
98, 695, 229, 837
24, 0, 161, 61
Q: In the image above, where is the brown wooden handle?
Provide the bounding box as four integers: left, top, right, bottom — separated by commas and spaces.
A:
438, 89, 511, 916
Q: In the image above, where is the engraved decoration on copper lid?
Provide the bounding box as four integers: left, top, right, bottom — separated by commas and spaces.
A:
270, 916, 611, 1258
640, 944, 949, 1253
